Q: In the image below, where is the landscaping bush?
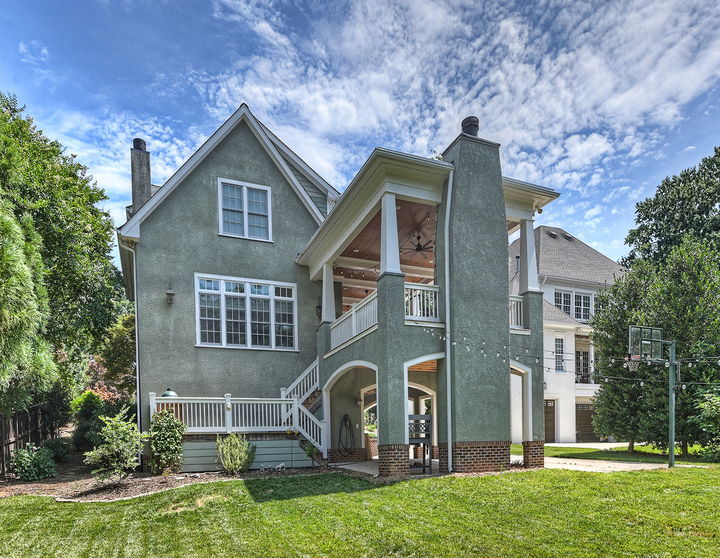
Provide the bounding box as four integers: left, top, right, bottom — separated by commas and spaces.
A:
71, 390, 135, 452
84, 409, 146, 483
7, 443, 56, 481
149, 409, 186, 475
216, 433, 256, 474
42, 438, 73, 463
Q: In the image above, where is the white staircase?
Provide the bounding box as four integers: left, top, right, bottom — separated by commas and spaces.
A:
282, 358, 327, 457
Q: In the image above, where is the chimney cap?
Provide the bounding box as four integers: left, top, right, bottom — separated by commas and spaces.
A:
133, 138, 147, 151
461, 116, 479, 136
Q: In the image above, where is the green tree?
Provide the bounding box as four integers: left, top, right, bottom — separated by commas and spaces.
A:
0, 93, 124, 354
592, 237, 720, 455
624, 146, 720, 267
98, 313, 136, 396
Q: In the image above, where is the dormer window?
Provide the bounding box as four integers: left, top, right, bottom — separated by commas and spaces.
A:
218, 179, 272, 241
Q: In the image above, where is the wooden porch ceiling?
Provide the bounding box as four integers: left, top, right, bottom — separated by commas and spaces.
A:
337, 200, 437, 305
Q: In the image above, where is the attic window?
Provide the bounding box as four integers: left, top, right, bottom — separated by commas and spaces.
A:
548, 230, 557, 238
218, 178, 272, 241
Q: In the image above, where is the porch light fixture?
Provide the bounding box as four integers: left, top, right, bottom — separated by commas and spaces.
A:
543, 382, 547, 391
165, 283, 175, 305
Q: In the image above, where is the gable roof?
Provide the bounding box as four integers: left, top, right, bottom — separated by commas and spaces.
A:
509, 226, 624, 286
117, 104, 333, 241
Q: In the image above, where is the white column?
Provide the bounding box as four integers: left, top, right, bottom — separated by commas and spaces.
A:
522, 372, 533, 442
321, 262, 336, 323
380, 193, 402, 275
519, 219, 539, 293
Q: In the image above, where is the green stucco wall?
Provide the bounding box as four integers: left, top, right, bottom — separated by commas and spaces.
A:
135, 120, 322, 431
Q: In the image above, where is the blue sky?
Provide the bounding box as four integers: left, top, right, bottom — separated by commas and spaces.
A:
3, 0, 720, 263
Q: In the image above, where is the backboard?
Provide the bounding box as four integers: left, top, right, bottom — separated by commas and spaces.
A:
629, 325, 663, 361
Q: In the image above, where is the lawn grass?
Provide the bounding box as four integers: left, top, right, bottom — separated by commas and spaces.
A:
2, 468, 720, 557
510, 443, 713, 465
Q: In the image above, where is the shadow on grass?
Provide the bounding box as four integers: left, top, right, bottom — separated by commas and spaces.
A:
242, 471, 389, 503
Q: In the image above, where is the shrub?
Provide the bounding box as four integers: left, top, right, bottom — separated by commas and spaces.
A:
149, 409, 186, 475
71, 389, 135, 451
84, 409, 146, 484
216, 433, 256, 474
42, 438, 73, 463
7, 443, 56, 481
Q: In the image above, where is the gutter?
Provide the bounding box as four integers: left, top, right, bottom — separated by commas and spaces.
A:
119, 238, 142, 463
444, 169, 454, 473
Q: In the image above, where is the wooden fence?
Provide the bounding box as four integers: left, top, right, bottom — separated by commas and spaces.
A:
1, 405, 48, 476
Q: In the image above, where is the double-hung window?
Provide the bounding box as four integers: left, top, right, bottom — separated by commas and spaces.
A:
554, 291, 571, 315
555, 338, 564, 372
574, 294, 591, 321
196, 274, 296, 350
219, 179, 271, 241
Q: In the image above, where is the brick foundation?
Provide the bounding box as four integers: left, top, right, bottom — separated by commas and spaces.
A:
522, 440, 545, 468
413, 446, 423, 459
327, 447, 366, 463
378, 444, 410, 476
438, 441, 511, 473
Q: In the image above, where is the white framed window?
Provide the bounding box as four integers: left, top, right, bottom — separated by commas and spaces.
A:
195, 273, 296, 350
555, 338, 564, 371
218, 179, 272, 241
554, 291, 571, 315
574, 293, 591, 321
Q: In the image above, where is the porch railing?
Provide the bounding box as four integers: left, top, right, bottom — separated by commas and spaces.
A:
150, 393, 325, 455
405, 284, 439, 322
509, 295, 524, 329
330, 290, 378, 349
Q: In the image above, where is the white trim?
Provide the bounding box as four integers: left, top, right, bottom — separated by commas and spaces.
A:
510, 329, 532, 336
217, 178, 273, 241
194, 272, 298, 351
118, 104, 324, 241
323, 324, 378, 358
510, 360, 533, 443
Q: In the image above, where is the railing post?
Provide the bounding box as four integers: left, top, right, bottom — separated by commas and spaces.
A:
321, 419, 328, 455
149, 392, 156, 420
292, 396, 299, 430
225, 393, 233, 433
280, 388, 286, 399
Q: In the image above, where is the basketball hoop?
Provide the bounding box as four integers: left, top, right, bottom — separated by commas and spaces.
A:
625, 356, 641, 372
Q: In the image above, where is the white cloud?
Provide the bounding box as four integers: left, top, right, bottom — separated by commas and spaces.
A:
584, 205, 604, 220
18, 41, 49, 65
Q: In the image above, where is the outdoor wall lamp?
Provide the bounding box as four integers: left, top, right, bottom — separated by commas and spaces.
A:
543, 382, 547, 391
166, 283, 175, 305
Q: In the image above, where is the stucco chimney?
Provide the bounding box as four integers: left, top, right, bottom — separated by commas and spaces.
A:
131, 138, 151, 213
461, 116, 479, 137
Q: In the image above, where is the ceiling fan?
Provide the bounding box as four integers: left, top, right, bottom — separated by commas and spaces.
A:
401, 233, 433, 258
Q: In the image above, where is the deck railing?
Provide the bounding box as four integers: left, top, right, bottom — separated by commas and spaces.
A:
330, 290, 378, 349
150, 393, 325, 455
282, 358, 319, 404
509, 295, 524, 329
405, 284, 439, 322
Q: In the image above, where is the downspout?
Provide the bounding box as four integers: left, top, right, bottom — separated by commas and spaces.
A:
444, 169, 454, 473
119, 238, 141, 460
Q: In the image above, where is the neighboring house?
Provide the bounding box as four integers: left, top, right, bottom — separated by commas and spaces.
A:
509, 227, 623, 444
117, 106, 559, 475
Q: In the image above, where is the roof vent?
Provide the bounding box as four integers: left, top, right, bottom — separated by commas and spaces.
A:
564, 233, 572, 240
461, 116, 479, 136
548, 230, 557, 238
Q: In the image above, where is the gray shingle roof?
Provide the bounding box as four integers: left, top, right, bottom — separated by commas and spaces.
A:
542, 299, 583, 326
508, 226, 624, 285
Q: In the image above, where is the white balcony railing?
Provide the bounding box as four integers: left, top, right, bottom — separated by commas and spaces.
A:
509, 295, 524, 329
330, 290, 378, 349
405, 284, 440, 322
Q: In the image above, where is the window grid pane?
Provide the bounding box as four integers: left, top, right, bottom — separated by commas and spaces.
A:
226, 297, 246, 346
222, 184, 244, 235
275, 301, 294, 348
251, 298, 271, 346
247, 188, 268, 239
199, 294, 221, 344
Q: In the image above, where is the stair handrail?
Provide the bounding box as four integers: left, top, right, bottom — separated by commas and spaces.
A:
282, 357, 319, 404
296, 403, 325, 456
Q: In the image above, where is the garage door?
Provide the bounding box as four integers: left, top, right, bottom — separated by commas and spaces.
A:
576, 404, 601, 442
544, 400, 556, 443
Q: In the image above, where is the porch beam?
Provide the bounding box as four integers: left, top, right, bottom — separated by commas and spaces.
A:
321, 262, 336, 323
519, 219, 540, 293
335, 256, 434, 280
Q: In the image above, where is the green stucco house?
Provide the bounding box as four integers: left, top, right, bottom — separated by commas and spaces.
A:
117, 105, 558, 475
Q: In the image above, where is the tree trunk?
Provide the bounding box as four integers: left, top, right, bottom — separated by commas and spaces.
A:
681, 440, 688, 457
627, 439, 635, 453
